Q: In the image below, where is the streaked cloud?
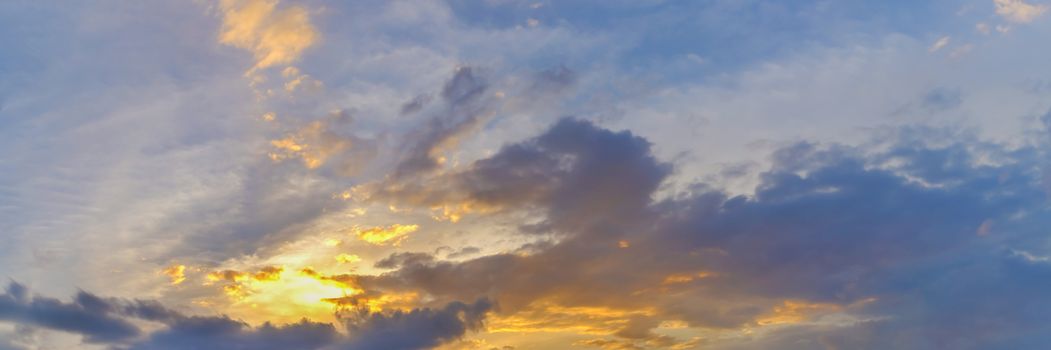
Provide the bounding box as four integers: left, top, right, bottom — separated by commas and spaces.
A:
355, 224, 420, 246
929, 36, 951, 52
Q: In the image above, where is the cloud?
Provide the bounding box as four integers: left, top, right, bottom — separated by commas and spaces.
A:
267, 110, 377, 175
446, 246, 481, 259
374, 252, 437, 269
130, 317, 339, 350
7, 1, 1051, 348
366, 117, 669, 226
162, 264, 187, 285
349, 117, 1051, 348
928, 36, 950, 52
0, 282, 494, 350
994, 0, 1048, 23
217, 0, 319, 71
0, 282, 140, 343
355, 224, 420, 246
342, 298, 494, 350
393, 66, 496, 179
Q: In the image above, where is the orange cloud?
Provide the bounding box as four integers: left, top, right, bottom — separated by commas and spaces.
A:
267, 116, 373, 173
755, 300, 841, 326
217, 0, 318, 71
161, 264, 187, 285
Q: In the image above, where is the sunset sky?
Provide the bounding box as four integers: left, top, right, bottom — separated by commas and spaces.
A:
3, 0, 1051, 349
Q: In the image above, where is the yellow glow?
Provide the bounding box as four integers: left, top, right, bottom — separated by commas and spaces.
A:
268, 120, 353, 169
207, 269, 247, 283
211, 267, 358, 324
336, 253, 361, 264
658, 320, 689, 329
661, 271, 714, 285
618, 240, 630, 248
429, 201, 500, 223
354, 224, 419, 246
488, 301, 656, 335
270, 137, 305, 152
755, 300, 841, 326
206, 266, 283, 284
324, 291, 420, 314
161, 264, 186, 285
323, 238, 342, 247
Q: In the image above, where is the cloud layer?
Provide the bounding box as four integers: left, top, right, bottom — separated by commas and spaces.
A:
4, 0, 1051, 349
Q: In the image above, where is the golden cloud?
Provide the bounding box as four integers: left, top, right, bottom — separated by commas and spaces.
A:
161, 264, 187, 285
754, 300, 841, 326
488, 300, 657, 336
206, 265, 285, 283
217, 0, 318, 71
336, 253, 361, 264
268, 116, 373, 174
354, 224, 420, 246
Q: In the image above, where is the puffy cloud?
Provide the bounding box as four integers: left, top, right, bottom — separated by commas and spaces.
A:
342, 298, 494, 350
0, 282, 493, 350
130, 317, 339, 350
0, 282, 140, 343
994, 0, 1048, 23
366, 117, 669, 227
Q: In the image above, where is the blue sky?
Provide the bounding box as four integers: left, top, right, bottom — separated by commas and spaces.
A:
2, 0, 1051, 349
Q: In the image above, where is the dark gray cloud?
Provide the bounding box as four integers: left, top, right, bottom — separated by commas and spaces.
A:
342, 298, 493, 350
375, 252, 437, 269
0, 282, 493, 350
400, 94, 432, 116
130, 317, 339, 350
446, 246, 481, 259
356, 117, 1051, 348
394, 66, 494, 178
528, 66, 577, 97
373, 117, 670, 234
0, 282, 140, 343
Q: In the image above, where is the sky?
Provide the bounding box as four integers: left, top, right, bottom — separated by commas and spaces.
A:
2, 0, 1051, 349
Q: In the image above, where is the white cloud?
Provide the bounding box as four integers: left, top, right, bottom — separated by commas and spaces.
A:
929, 36, 951, 52
994, 0, 1049, 23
